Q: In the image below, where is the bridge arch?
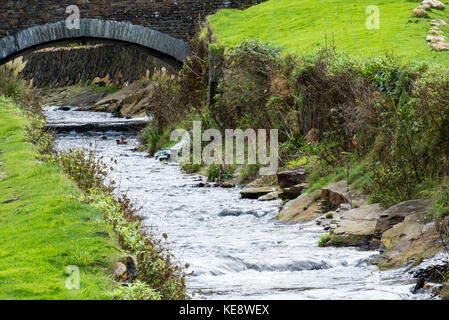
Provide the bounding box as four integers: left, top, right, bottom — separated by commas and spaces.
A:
0, 19, 191, 65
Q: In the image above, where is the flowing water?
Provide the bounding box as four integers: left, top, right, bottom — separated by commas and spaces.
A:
44, 106, 431, 300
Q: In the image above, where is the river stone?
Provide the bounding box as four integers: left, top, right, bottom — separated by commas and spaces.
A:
431, 19, 448, 27
62, 90, 109, 109
93, 81, 154, 117
373, 199, 433, 241
114, 262, 128, 282
276, 193, 320, 222
327, 204, 383, 248
119, 255, 138, 281
431, 42, 449, 51
280, 183, 308, 200
276, 168, 307, 188
240, 187, 276, 199
321, 180, 367, 211
422, 0, 446, 10
371, 200, 441, 269
259, 191, 281, 201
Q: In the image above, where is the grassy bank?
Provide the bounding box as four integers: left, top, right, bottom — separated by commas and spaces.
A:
0, 98, 119, 299
209, 0, 449, 64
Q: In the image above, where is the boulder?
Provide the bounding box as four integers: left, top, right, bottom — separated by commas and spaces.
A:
240, 187, 276, 199
321, 180, 367, 211
431, 42, 449, 51
258, 191, 281, 201
114, 262, 128, 282
327, 204, 383, 248
431, 19, 448, 27
93, 81, 154, 117
280, 183, 308, 200
221, 182, 235, 188
276, 193, 320, 223
426, 35, 448, 43
373, 199, 433, 241
119, 255, 138, 281
428, 28, 444, 35
412, 7, 429, 18
371, 199, 441, 269
276, 168, 307, 188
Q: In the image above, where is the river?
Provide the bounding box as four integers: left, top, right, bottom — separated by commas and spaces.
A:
44, 106, 429, 300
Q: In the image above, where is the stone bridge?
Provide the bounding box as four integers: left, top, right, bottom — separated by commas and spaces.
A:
0, 0, 265, 64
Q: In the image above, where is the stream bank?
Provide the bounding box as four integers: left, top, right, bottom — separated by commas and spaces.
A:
43, 104, 443, 300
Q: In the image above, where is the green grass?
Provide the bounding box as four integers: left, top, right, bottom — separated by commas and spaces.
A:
209, 0, 449, 64
0, 103, 120, 299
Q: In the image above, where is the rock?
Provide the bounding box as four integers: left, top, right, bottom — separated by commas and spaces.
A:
276, 168, 307, 188
412, 7, 429, 18
371, 199, 441, 269
62, 90, 109, 109
429, 28, 444, 35
280, 183, 308, 200
114, 262, 128, 282
240, 187, 276, 199
431, 42, 449, 51
119, 255, 138, 281
427, 35, 448, 43
412, 277, 425, 294
93, 81, 154, 117
221, 182, 235, 188
321, 180, 367, 211
218, 209, 266, 218
414, 264, 447, 282
327, 204, 383, 248
374, 199, 433, 241
422, 0, 446, 10
276, 193, 320, 223
431, 19, 448, 27
259, 191, 281, 201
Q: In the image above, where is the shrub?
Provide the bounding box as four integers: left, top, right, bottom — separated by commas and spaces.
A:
0, 57, 28, 99
318, 233, 331, 247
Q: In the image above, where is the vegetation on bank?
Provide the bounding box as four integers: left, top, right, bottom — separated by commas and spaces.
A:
0, 98, 118, 299
209, 0, 449, 64
0, 65, 187, 299
141, 27, 449, 220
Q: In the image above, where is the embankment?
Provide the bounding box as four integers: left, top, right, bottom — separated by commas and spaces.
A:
0, 98, 118, 299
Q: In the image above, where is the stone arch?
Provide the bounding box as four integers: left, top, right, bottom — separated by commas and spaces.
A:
0, 19, 190, 64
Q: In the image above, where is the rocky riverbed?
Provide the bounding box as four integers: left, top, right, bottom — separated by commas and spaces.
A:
42, 104, 447, 300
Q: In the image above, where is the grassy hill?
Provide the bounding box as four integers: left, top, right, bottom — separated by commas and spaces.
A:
209, 0, 449, 63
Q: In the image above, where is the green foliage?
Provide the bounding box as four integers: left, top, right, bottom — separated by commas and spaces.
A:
13, 97, 187, 299
430, 179, 449, 218
0, 98, 119, 299
141, 127, 176, 156
287, 156, 308, 169
318, 233, 332, 247
111, 281, 161, 300
207, 163, 236, 182
207, 163, 220, 182
240, 163, 260, 184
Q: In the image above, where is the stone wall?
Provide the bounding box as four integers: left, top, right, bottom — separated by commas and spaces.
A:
21, 44, 177, 88
1, 0, 266, 40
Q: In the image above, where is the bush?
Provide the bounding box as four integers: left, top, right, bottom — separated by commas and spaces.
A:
112, 281, 162, 300
318, 233, 331, 247
0, 57, 28, 99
